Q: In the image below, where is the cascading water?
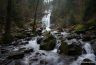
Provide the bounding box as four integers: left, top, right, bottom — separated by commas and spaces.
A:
83, 42, 94, 54
42, 0, 53, 31
42, 10, 51, 31
70, 42, 96, 65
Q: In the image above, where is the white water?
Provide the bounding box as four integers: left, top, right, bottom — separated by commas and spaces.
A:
42, 0, 52, 31
83, 42, 94, 54
11, 31, 96, 65
44, 0, 53, 3
24, 38, 40, 51
70, 42, 96, 65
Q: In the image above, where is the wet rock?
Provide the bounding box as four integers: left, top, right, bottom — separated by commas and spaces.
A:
66, 33, 81, 40
7, 53, 24, 59
59, 40, 82, 56
91, 39, 96, 55
59, 41, 68, 55
82, 31, 96, 41
1, 48, 9, 54
36, 52, 40, 56
81, 59, 95, 65
37, 36, 43, 44
36, 28, 43, 36
31, 58, 38, 61
7, 48, 34, 60
20, 41, 29, 45
82, 35, 92, 41
68, 43, 82, 56
40, 32, 56, 51
40, 60, 48, 65
24, 37, 32, 41
24, 48, 34, 54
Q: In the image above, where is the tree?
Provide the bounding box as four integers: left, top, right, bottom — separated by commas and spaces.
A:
32, 0, 40, 32
2, 0, 13, 44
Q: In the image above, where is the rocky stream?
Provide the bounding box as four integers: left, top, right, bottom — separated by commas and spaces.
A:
0, 0, 96, 65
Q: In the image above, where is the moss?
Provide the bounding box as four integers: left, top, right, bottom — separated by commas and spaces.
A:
74, 24, 85, 32
40, 33, 56, 51
87, 18, 96, 27
59, 41, 68, 55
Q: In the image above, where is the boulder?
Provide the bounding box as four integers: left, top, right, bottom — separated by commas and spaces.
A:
59, 41, 82, 56
67, 43, 82, 56
40, 32, 56, 51
58, 41, 68, 55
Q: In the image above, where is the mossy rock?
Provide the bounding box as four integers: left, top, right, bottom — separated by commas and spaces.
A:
40, 33, 56, 51
74, 24, 86, 33
59, 41, 68, 55
87, 18, 96, 27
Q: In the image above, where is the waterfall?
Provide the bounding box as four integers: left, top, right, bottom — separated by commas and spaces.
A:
83, 42, 94, 54
42, 0, 53, 31
44, 0, 53, 3
42, 10, 51, 31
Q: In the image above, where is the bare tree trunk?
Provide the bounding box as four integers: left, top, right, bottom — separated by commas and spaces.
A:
33, 0, 40, 32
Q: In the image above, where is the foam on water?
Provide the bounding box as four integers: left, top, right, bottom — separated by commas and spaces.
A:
24, 38, 40, 51
70, 42, 96, 65
22, 50, 65, 65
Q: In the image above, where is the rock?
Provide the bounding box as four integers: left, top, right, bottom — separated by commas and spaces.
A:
83, 59, 92, 62
20, 41, 29, 45
40, 32, 56, 51
7, 48, 34, 59
7, 53, 24, 59
81, 62, 95, 65
68, 43, 82, 56
59, 41, 82, 56
91, 39, 96, 55
24, 48, 34, 54
82, 31, 96, 41
82, 35, 92, 41
40, 60, 48, 64
24, 37, 32, 41
58, 41, 68, 55
66, 33, 81, 40
37, 36, 43, 44
81, 59, 95, 65
1, 48, 9, 54
36, 27, 43, 36
31, 58, 38, 61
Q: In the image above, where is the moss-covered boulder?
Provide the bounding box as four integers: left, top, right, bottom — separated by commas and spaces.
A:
40, 32, 56, 51
58, 41, 68, 55
74, 24, 86, 34
59, 40, 82, 56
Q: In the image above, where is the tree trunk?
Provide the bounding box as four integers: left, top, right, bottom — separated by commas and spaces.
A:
33, 0, 40, 32
2, 0, 12, 44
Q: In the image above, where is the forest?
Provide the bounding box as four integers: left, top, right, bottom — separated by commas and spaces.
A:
0, 0, 96, 65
